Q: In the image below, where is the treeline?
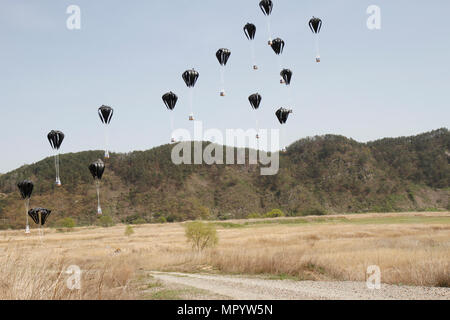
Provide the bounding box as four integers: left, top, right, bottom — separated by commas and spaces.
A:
0, 129, 448, 229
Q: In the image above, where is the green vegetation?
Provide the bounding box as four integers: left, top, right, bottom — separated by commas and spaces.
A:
55, 217, 76, 229
97, 215, 114, 228
124, 225, 134, 237
264, 209, 285, 218
184, 221, 218, 251
0, 129, 448, 229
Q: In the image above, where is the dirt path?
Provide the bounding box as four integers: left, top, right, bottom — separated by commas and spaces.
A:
150, 272, 450, 300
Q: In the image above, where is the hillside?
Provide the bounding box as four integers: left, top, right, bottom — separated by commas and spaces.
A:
0, 128, 449, 229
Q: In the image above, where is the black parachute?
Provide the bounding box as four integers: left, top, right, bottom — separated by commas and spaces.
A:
183, 69, 199, 120
47, 130, 64, 150
309, 17, 322, 34
259, 0, 273, 16
89, 159, 105, 215
162, 92, 178, 111
98, 105, 114, 159
244, 23, 258, 70
271, 38, 285, 55
248, 94, 262, 110
89, 159, 105, 180
244, 23, 256, 40
48, 130, 64, 186
17, 180, 33, 233
182, 69, 199, 88
275, 108, 293, 124
98, 105, 114, 124
28, 208, 51, 226
216, 48, 231, 66
309, 17, 323, 62
280, 69, 293, 85
17, 180, 33, 199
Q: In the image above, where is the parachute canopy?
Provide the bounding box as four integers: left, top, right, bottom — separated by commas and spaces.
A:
276, 108, 293, 124
271, 38, 285, 55
244, 23, 256, 40
17, 180, 33, 199
28, 208, 51, 226
182, 69, 199, 88
259, 0, 273, 16
280, 69, 293, 85
89, 159, 105, 180
162, 92, 178, 111
98, 105, 114, 124
47, 130, 64, 150
249, 93, 262, 110
216, 48, 231, 66
309, 17, 322, 34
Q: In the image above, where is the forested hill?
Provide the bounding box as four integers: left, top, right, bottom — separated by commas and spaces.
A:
0, 128, 448, 229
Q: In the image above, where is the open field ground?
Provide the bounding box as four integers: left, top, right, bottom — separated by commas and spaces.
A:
0, 212, 449, 300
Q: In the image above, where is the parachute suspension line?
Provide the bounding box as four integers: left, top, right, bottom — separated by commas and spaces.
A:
96, 179, 102, 215
220, 66, 225, 96
250, 41, 257, 70
104, 124, 110, 159
255, 116, 260, 149
170, 113, 175, 142
38, 211, 43, 242
281, 126, 287, 152
54, 153, 57, 184
57, 154, 60, 185
25, 198, 30, 234
189, 88, 194, 120
315, 34, 320, 62
266, 16, 272, 45
54, 152, 61, 186
277, 55, 284, 83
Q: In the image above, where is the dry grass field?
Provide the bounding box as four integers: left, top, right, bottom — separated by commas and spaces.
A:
0, 212, 449, 299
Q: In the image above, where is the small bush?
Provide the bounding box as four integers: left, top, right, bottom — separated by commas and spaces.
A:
124, 225, 134, 237
264, 209, 285, 218
157, 217, 167, 224
184, 221, 218, 251
300, 207, 327, 216
56, 217, 76, 229
247, 213, 261, 219
98, 215, 114, 228
133, 218, 146, 225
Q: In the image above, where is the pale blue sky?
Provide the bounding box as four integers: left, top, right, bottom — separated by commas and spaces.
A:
0, 0, 449, 172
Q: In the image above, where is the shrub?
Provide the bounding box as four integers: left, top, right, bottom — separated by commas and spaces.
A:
124, 225, 134, 237
300, 207, 327, 216
56, 217, 76, 229
184, 221, 218, 251
133, 218, 146, 225
98, 215, 114, 228
247, 213, 261, 219
157, 217, 167, 224
264, 209, 285, 218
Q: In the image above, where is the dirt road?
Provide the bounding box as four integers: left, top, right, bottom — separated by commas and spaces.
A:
150, 272, 450, 300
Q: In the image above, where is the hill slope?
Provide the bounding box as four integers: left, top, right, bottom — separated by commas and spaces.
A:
0, 129, 449, 229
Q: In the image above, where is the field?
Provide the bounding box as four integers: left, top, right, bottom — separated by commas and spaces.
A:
0, 212, 449, 300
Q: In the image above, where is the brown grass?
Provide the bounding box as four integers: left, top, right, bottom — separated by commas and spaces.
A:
0, 211, 449, 299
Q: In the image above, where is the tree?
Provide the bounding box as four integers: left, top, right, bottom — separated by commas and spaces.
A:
184, 221, 218, 251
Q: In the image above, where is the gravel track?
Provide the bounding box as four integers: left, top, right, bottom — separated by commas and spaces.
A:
150, 272, 450, 300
